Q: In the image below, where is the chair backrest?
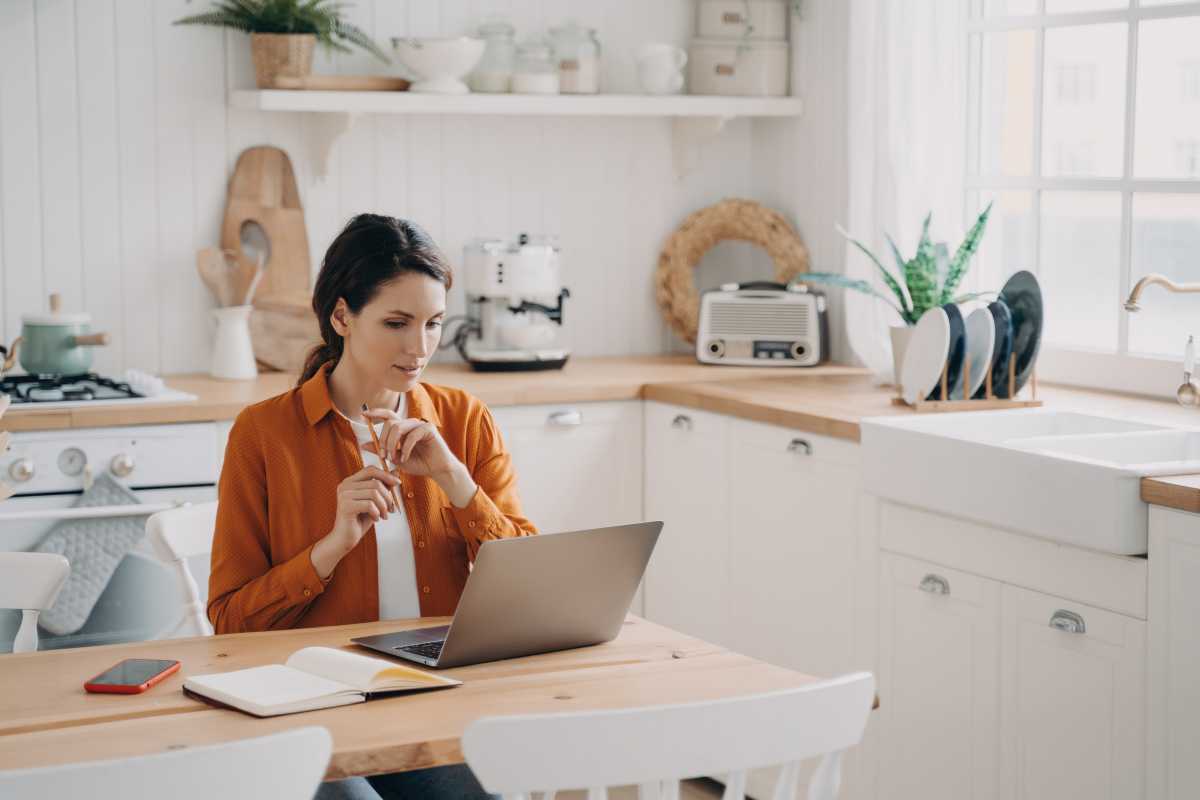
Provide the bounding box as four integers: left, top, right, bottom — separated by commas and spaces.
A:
463, 671, 875, 800
0, 552, 70, 653
145, 502, 218, 638
0, 725, 332, 800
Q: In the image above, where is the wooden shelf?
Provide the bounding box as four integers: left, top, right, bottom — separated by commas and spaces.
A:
228, 89, 804, 118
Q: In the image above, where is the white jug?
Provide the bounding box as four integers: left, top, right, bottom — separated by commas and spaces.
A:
637, 43, 687, 95
210, 305, 258, 381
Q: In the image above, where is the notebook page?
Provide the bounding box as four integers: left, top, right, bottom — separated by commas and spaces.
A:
287, 646, 459, 692
185, 664, 354, 711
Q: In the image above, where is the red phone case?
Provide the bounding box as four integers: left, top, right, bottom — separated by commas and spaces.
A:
84, 659, 181, 694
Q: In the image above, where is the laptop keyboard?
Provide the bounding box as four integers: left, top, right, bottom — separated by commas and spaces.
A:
398, 640, 444, 660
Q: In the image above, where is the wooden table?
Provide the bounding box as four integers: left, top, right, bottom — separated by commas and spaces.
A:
0, 616, 820, 780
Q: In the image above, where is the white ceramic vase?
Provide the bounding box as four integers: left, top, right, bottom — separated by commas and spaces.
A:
889, 324, 915, 388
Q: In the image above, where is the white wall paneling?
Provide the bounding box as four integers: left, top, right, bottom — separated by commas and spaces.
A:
0, 0, 852, 374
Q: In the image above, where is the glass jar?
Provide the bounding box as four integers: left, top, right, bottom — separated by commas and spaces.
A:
511, 39, 560, 95
548, 21, 601, 94
470, 18, 516, 93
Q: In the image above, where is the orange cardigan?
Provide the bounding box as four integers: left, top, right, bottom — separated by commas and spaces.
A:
207, 366, 537, 634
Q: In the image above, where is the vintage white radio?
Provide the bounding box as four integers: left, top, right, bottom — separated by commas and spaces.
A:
696, 281, 827, 366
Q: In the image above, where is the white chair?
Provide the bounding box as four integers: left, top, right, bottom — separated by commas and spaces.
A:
463, 671, 875, 800
0, 725, 332, 800
146, 501, 218, 638
0, 552, 70, 653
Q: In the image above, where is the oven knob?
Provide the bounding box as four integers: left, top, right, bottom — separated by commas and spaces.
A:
9, 458, 34, 483
110, 453, 135, 478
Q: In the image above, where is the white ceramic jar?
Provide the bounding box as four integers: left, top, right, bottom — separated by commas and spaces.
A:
688, 39, 789, 96
697, 0, 790, 41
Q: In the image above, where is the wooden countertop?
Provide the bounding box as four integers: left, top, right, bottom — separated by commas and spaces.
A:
0, 616, 820, 779
8, 355, 1200, 452
1141, 475, 1200, 514
0, 356, 869, 432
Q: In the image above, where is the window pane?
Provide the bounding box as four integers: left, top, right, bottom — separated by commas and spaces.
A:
1045, 0, 1128, 12
1041, 23, 1128, 177
984, 0, 1039, 15
978, 31, 1038, 176
966, 191, 1037, 294
1133, 17, 1200, 179
1128, 194, 1200, 357
1039, 191, 1122, 351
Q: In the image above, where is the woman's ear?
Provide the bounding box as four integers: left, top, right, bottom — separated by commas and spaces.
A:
330, 298, 352, 337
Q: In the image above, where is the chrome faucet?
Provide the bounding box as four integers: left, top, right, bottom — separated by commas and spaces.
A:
1123, 274, 1200, 312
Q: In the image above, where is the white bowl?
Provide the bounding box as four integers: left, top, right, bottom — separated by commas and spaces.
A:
391, 37, 486, 94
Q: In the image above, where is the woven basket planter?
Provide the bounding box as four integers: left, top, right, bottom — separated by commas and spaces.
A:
250, 33, 316, 89
655, 198, 811, 344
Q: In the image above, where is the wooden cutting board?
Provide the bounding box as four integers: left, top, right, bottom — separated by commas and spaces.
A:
248, 291, 320, 373
221, 146, 312, 305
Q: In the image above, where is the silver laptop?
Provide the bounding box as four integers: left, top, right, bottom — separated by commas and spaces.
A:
351, 521, 662, 669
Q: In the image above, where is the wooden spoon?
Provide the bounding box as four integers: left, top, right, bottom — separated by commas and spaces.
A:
197, 247, 234, 306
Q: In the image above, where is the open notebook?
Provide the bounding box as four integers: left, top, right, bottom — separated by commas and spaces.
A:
183, 646, 461, 717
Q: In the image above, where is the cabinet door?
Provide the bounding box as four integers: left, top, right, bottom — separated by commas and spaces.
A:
490, 401, 642, 535
877, 554, 1001, 800
725, 419, 860, 678
1000, 585, 1145, 800
1149, 506, 1200, 800
642, 402, 731, 648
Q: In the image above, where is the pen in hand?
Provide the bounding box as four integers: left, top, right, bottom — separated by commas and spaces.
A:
362, 403, 403, 509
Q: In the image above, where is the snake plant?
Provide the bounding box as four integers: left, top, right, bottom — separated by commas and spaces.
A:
791, 202, 994, 325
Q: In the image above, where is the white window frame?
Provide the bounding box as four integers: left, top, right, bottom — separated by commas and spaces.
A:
966, 0, 1200, 398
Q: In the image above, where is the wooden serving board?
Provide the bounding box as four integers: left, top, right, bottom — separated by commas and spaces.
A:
221, 146, 312, 305
249, 291, 320, 373
270, 74, 410, 91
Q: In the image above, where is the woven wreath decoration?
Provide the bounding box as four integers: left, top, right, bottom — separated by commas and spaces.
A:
655, 198, 811, 343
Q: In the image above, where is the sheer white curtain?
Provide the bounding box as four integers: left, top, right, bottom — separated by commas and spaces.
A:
843, 0, 970, 380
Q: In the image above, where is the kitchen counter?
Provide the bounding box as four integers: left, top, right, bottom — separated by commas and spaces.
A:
1141, 475, 1200, 514
0, 356, 869, 432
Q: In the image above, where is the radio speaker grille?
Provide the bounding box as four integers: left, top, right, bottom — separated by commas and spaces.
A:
707, 301, 810, 338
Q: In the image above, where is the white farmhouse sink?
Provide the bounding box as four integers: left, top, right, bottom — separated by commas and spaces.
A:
860, 409, 1194, 555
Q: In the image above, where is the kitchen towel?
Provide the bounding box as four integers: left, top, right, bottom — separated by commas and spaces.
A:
32, 473, 147, 635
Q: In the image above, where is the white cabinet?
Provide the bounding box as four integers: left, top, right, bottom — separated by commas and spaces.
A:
1148, 506, 1200, 800
642, 402, 732, 647
491, 401, 643, 536
725, 418, 861, 678
999, 585, 1145, 800
877, 554, 1000, 800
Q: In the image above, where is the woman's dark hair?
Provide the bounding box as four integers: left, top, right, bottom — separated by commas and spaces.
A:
298, 214, 453, 384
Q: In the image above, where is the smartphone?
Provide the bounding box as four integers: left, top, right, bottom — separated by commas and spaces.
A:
84, 658, 181, 694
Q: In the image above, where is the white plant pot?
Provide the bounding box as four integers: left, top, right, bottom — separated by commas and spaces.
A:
889, 324, 915, 388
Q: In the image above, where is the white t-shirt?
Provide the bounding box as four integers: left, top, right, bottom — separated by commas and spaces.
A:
342, 396, 421, 620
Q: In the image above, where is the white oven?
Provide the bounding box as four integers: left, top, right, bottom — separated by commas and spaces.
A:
0, 423, 219, 651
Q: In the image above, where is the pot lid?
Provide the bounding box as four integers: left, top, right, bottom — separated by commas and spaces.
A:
22, 293, 91, 325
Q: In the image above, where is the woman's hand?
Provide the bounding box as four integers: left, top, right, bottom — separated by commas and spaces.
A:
310, 466, 402, 580
363, 408, 478, 507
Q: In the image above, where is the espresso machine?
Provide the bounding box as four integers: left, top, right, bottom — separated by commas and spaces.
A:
452, 234, 571, 372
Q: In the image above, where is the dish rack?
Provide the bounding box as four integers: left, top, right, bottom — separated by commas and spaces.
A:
893, 351, 1042, 412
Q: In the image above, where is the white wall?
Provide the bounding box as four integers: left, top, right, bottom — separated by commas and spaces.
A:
0, 0, 851, 376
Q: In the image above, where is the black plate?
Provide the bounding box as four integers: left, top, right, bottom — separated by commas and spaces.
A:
928, 303, 966, 401
994, 271, 1043, 398
975, 300, 1014, 399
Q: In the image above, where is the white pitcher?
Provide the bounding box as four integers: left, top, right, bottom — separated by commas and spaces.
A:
637, 43, 688, 95
210, 305, 258, 381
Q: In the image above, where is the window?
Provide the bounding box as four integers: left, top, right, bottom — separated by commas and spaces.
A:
967, 1, 1200, 394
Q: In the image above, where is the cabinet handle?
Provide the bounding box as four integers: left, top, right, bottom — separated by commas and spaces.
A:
918, 574, 950, 595
1049, 609, 1086, 635
671, 414, 694, 431
547, 410, 583, 427
787, 438, 812, 455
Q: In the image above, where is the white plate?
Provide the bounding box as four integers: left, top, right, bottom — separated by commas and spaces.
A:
900, 307, 951, 405
963, 305, 996, 399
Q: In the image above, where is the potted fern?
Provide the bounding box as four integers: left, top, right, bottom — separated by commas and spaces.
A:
791, 204, 993, 380
175, 0, 390, 89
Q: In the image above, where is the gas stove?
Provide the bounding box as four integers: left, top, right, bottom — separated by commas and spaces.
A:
0, 373, 196, 409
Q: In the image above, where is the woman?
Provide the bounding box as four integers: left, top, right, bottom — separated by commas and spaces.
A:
208, 214, 536, 800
